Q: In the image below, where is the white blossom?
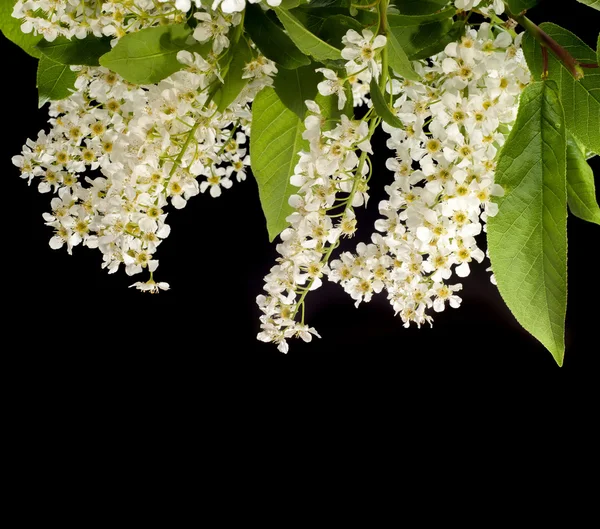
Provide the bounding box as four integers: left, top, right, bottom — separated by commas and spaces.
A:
342, 29, 387, 77
130, 279, 171, 293
256, 100, 373, 352
329, 24, 530, 329
13, 20, 277, 288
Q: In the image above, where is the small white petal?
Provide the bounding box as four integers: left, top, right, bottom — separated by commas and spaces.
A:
417, 227, 432, 243
456, 262, 471, 277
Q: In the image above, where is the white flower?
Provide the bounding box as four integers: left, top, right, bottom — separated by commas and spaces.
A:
341, 29, 387, 76
193, 12, 231, 54
257, 100, 372, 351
329, 20, 529, 329
129, 279, 170, 293
158, 0, 202, 12
315, 68, 347, 110
200, 169, 233, 198
454, 0, 483, 10
14, 30, 277, 289
432, 283, 463, 312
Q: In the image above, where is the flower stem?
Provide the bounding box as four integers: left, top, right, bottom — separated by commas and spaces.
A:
291, 118, 379, 320
505, 4, 583, 79
378, 0, 389, 90
169, 121, 200, 177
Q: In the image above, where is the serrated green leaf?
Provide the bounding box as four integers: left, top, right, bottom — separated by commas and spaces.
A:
274, 7, 342, 61
251, 87, 308, 241
216, 38, 253, 112
488, 81, 567, 366
566, 134, 600, 225
577, 0, 600, 10
37, 55, 77, 107
522, 23, 600, 154
36, 35, 112, 66
99, 23, 197, 85
369, 78, 403, 128
388, 11, 454, 60
391, 0, 450, 15
506, 0, 539, 14
273, 64, 321, 119
0, 1, 42, 58
387, 29, 419, 81
245, 5, 310, 70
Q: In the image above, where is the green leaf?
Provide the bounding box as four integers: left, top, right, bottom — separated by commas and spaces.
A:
522, 23, 600, 154
597, 33, 599, 66
319, 15, 363, 48
0, 1, 42, 58
291, 7, 351, 36
387, 8, 455, 26
216, 38, 253, 112
274, 7, 343, 61
251, 87, 308, 241
386, 29, 419, 81
388, 11, 454, 60
488, 81, 567, 366
314, 90, 344, 129
313, 82, 353, 123
36, 35, 112, 66
99, 23, 197, 85
273, 64, 321, 119
245, 5, 310, 70
566, 134, 600, 225
37, 55, 77, 107
577, 0, 600, 10
353, 8, 379, 26
279, 0, 309, 7
306, 0, 350, 7
506, 0, 539, 14
369, 78, 403, 129
410, 19, 465, 60
391, 0, 450, 15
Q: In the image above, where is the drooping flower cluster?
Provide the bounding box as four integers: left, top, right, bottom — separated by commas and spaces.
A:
329, 23, 530, 327
257, 103, 374, 352
9, 0, 565, 358
257, 29, 390, 352
13, 37, 276, 288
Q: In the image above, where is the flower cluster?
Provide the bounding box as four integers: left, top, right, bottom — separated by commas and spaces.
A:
257, 101, 374, 353
317, 29, 387, 109
12, 0, 284, 41
329, 23, 530, 327
257, 28, 392, 352
13, 0, 189, 41
13, 38, 276, 289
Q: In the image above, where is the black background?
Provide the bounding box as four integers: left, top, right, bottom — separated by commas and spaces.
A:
2, 2, 598, 381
